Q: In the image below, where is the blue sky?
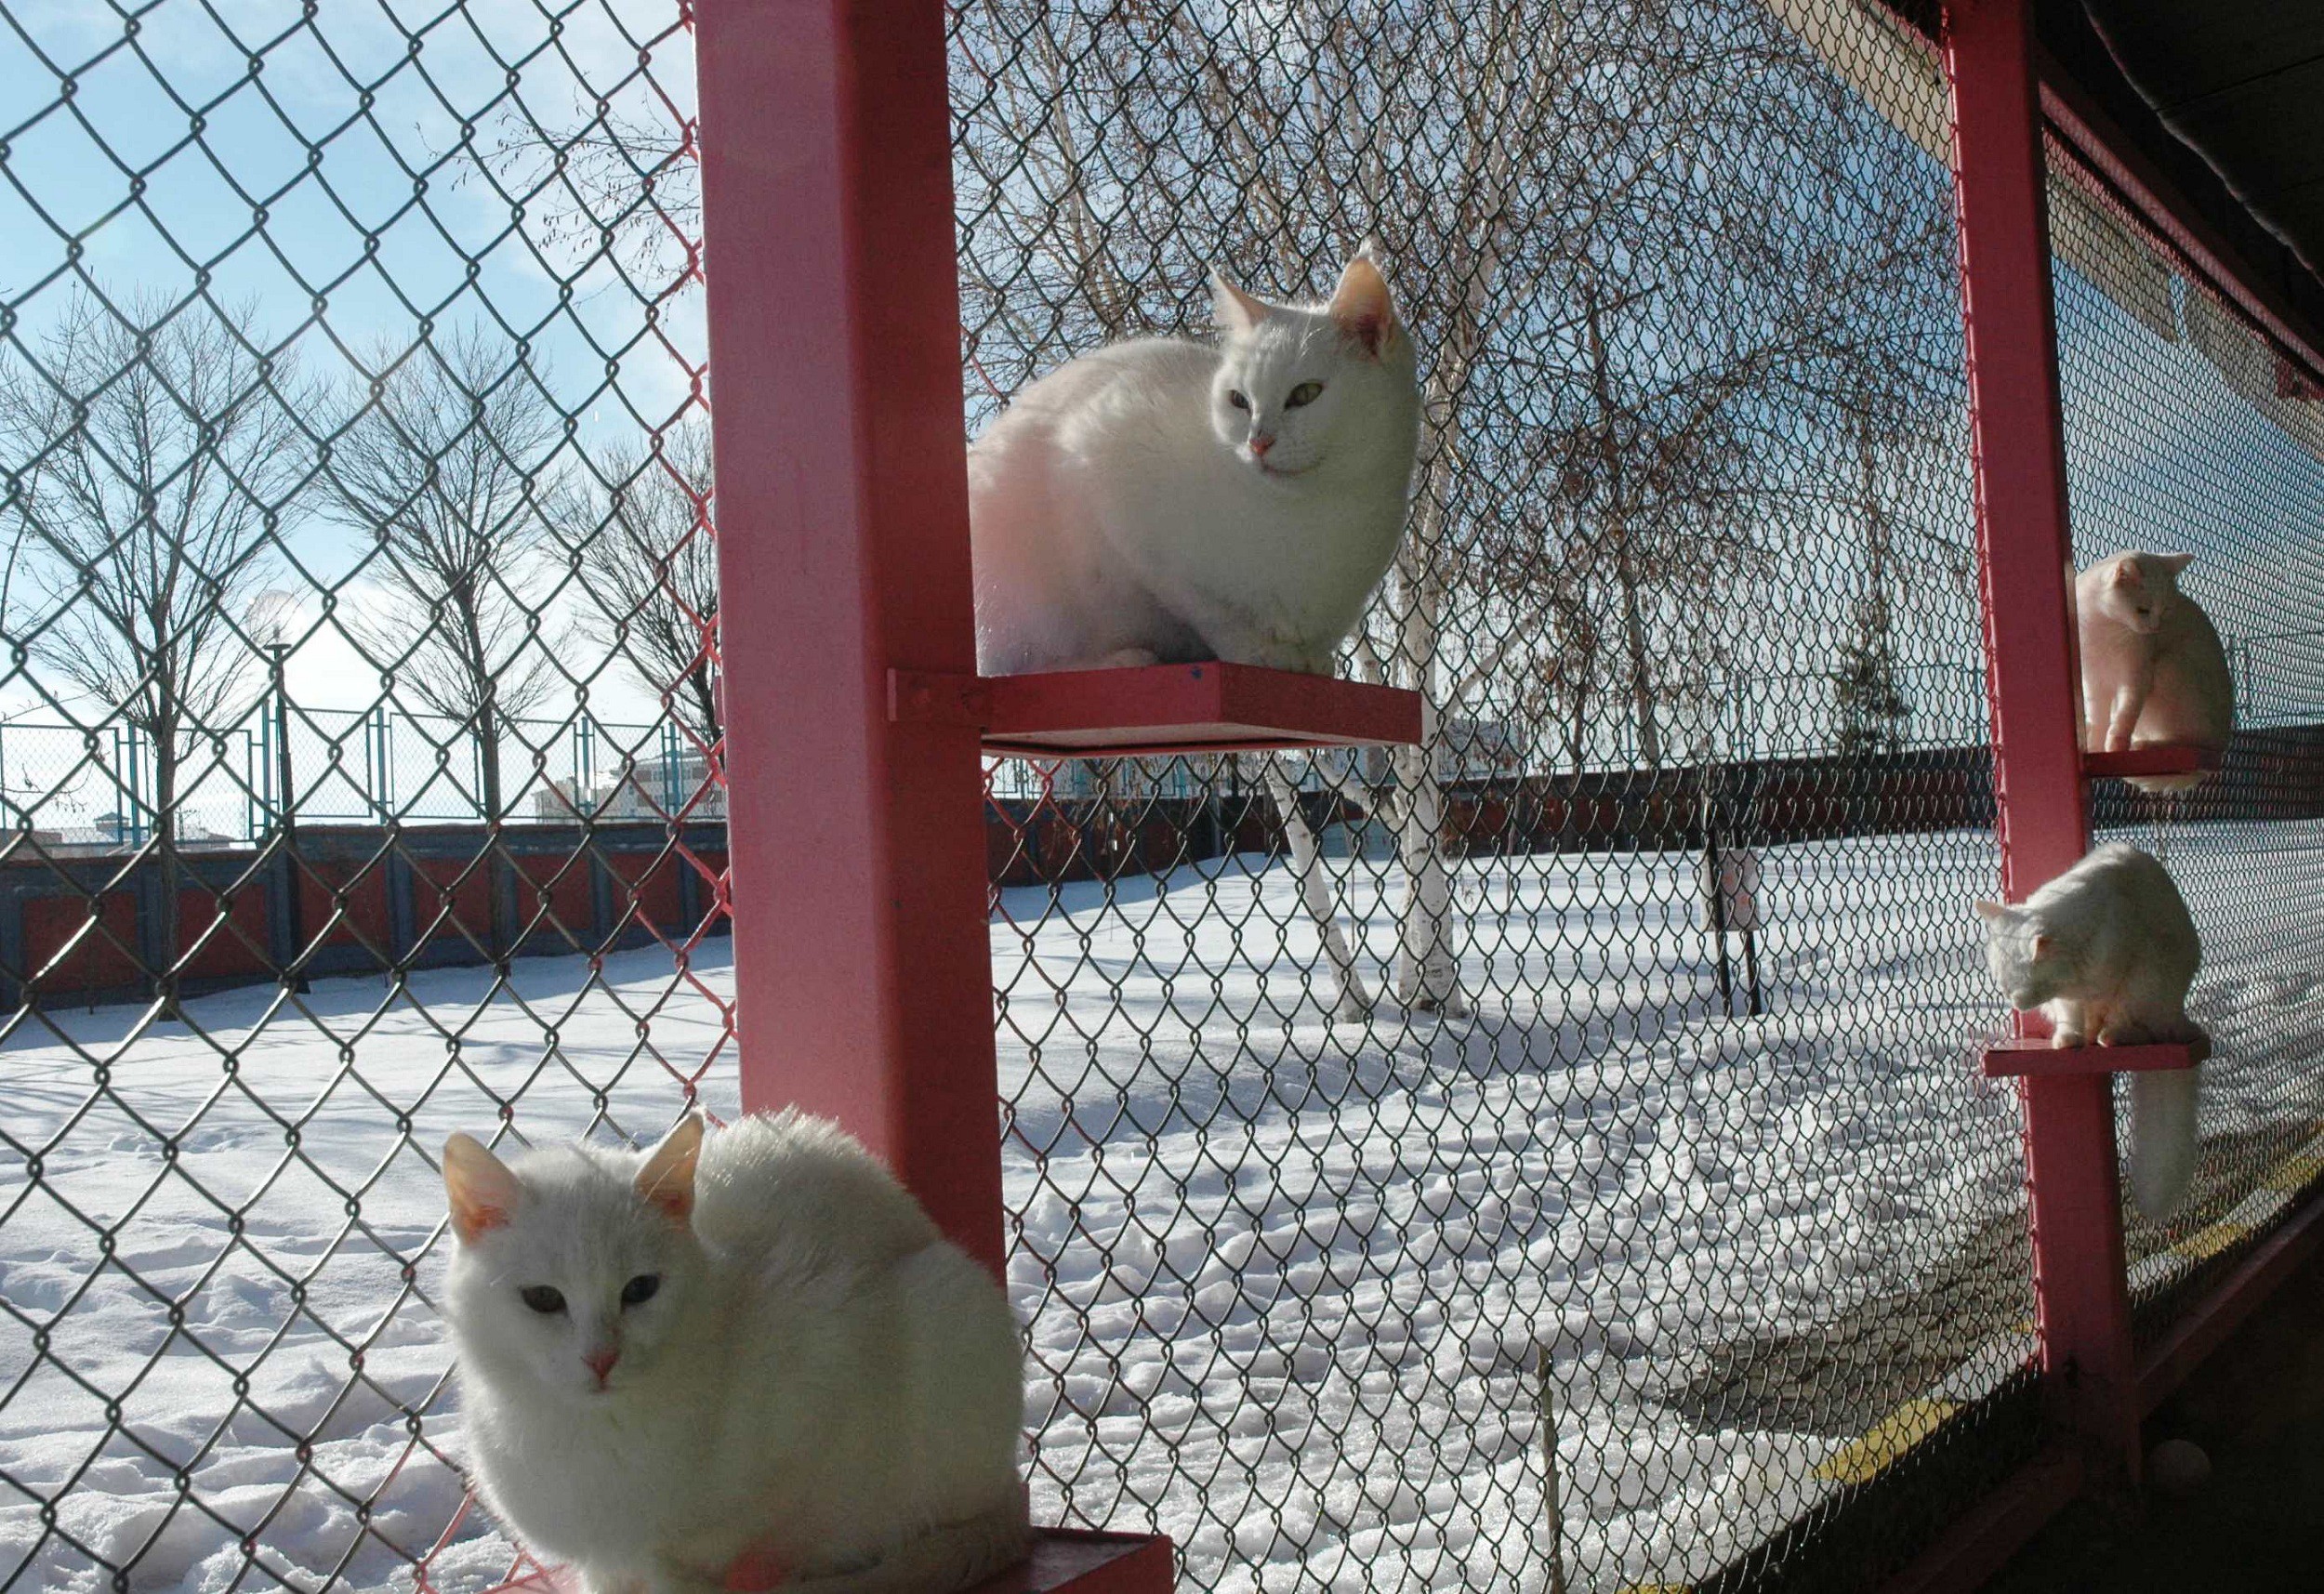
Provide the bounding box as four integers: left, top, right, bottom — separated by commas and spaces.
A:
1, 0, 2318, 807
0, 0, 703, 731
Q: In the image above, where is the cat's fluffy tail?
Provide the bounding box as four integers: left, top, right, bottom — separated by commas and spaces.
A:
2128, 1066, 2199, 1222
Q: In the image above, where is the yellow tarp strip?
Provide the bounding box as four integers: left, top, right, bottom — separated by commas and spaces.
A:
1813, 1398, 1960, 1486
2265, 1155, 2324, 1193
2170, 1221, 2252, 1263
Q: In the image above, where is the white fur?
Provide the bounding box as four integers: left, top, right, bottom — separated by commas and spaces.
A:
968, 248, 1420, 676
2076, 551, 2234, 793
442, 1112, 1028, 1594
1974, 844, 2206, 1220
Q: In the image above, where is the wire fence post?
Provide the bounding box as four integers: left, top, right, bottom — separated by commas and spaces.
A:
366, 704, 392, 823
696, 0, 1007, 1272
1946, 0, 2140, 1488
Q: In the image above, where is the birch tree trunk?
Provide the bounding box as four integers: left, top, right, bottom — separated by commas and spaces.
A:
1261, 757, 1374, 1021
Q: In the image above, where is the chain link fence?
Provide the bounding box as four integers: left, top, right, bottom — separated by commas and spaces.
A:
959, 1, 2049, 1589
0, 709, 698, 844
0, 3, 724, 1590
2040, 136, 2324, 1343
2, 2, 2320, 1594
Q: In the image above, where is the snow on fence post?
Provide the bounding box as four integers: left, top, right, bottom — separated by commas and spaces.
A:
1944, 0, 2141, 1487
694, 0, 1007, 1274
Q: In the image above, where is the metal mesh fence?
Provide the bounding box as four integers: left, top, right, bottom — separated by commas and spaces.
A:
2041, 137, 2324, 1341
958, 1, 2044, 1588
0, 3, 722, 1589
0, 709, 697, 843
4, 2, 2317, 1593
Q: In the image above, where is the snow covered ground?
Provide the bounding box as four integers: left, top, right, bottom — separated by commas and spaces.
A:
3, 823, 2320, 1592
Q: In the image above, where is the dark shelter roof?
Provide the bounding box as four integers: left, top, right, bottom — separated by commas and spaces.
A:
2077, 1, 2324, 286
1880, 0, 2324, 358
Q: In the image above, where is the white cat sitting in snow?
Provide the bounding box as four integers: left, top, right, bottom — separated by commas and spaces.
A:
2076, 551, 2234, 793
969, 246, 1419, 676
442, 1111, 1027, 1594
1974, 843, 2207, 1220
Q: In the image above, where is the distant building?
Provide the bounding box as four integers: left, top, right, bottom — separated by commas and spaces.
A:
535, 755, 728, 823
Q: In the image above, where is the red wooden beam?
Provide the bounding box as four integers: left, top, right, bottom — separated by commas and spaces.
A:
891, 663, 1423, 757
1946, 0, 2141, 1487
1980, 1037, 2204, 1078
1872, 1447, 2083, 1594
694, 0, 1005, 1273
486, 1529, 1177, 1594
966, 1531, 1178, 1594
2080, 744, 2225, 781
2136, 1181, 2324, 1416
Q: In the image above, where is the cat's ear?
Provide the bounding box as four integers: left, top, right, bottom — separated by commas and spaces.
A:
2111, 560, 2143, 588
1327, 253, 1398, 358
636, 1113, 705, 1225
2029, 933, 2053, 960
1209, 269, 1270, 336
1972, 899, 2008, 923
443, 1133, 522, 1245
2158, 552, 2195, 575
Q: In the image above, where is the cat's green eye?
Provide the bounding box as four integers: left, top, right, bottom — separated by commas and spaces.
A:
621, 1273, 661, 1308
520, 1285, 566, 1315
1227, 390, 1249, 411
1285, 381, 1324, 408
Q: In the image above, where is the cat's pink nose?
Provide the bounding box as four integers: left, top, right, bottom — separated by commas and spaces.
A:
1248, 433, 1274, 458
584, 1347, 620, 1386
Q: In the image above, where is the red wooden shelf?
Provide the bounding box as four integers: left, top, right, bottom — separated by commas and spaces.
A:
968, 1529, 1175, 1593
1981, 1036, 2208, 1077
489, 1529, 1173, 1594
2081, 744, 2224, 780
890, 663, 1422, 757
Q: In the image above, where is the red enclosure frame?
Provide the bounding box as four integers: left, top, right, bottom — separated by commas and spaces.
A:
689, 0, 2324, 1588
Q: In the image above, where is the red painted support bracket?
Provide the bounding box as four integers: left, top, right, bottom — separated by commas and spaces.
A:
486, 1530, 1176, 1594
1981, 1037, 2207, 1077
2081, 744, 2225, 781
696, 0, 1008, 1274
967, 1530, 1176, 1593
1947, 0, 2144, 1490
890, 664, 1422, 757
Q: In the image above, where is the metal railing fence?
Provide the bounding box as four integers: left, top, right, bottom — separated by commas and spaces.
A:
0, 2, 2317, 1593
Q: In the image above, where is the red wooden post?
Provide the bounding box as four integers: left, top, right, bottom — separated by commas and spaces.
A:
1944, 0, 2140, 1484
695, 0, 1006, 1276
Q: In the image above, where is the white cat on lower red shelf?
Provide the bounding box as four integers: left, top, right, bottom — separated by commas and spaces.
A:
1975, 843, 2207, 1221
441, 1112, 1028, 1594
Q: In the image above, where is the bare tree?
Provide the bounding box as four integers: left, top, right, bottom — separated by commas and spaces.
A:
0, 293, 310, 1002
326, 328, 562, 828
1832, 429, 1911, 758
571, 422, 720, 748
325, 329, 563, 956
490, 0, 1964, 1014
953, 0, 1961, 1010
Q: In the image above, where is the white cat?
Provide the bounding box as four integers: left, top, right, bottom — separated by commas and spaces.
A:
441, 1111, 1028, 1594
1974, 843, 2207, 1220
2076, 551, 2234, 793
968, 247, 1419, 676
